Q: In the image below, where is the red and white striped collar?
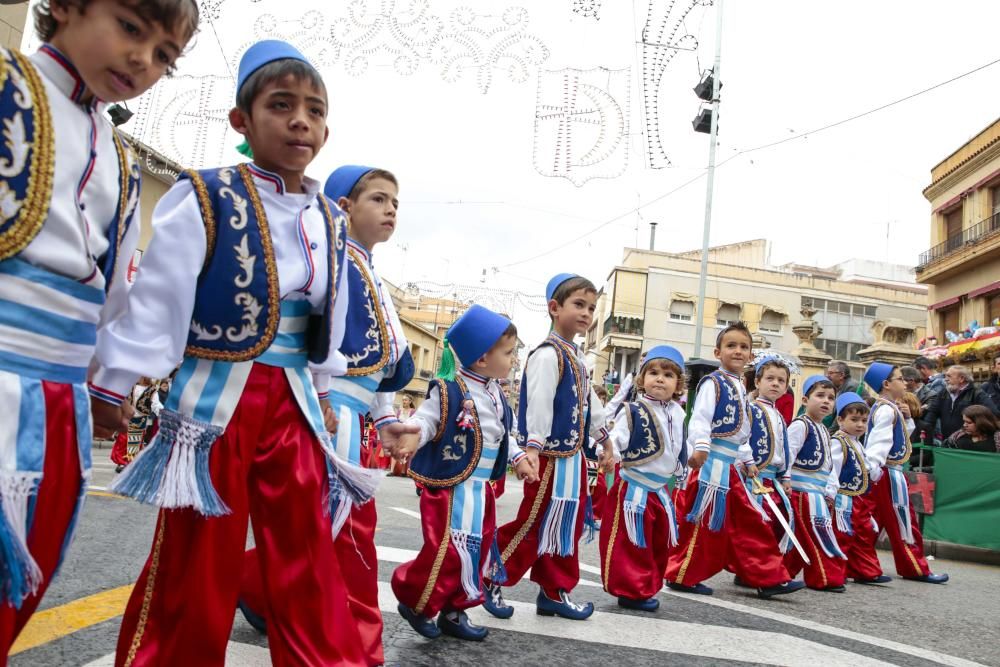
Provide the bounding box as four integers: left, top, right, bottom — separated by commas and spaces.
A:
347, 237, 373, 264
459, 367, 490, 386
639, 393, 673, 408
34, 44, 94, 107
245, 163, 320, 197
755, 397, 775, 408
549, 331, 578, 352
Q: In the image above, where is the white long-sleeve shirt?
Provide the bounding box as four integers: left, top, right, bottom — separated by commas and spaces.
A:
865, 400, 915, 483
604, 372, 633, 419
21, 46, 141, 330
92, 168, 348, 397
742, 398, 785, 470
688, 370, 751, 455
786, 415, 835, 498
523, 340, 609, 451
610, 395, 686, 478
407, 368, 525, 465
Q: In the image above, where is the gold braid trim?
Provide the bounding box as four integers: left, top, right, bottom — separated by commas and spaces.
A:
318, 195, 340, 351
183, 169, 217, 267
675, 482, 701, 585
798, 492, 828, 588
0, 49, 55, 261
345, 247, 391, 376
409, 377, 483, 488
414, 490, 454, 615
602, 479, 624, 592
106, 132, 133, 288
501, 458, 553, 562
123, 514, 166, 667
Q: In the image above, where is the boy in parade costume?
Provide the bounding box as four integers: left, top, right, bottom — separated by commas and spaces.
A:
665, 323, 804, 599
483, 274, 612, 621
782, 376, 848, 592
388, 305, 538, 641
0, 0, 197, 655
600, 345, 687, 611
829, 393, 873, 587
846, 362, 948, 585
90, 41, 374, 665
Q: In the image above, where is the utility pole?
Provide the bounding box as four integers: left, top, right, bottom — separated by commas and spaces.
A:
692, 0, 724, 359
649, 221, 658, 251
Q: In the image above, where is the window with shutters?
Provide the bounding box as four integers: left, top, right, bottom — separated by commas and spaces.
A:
669, 300, 694, 322
716, 303, 741, 327
759, 309, 783, 333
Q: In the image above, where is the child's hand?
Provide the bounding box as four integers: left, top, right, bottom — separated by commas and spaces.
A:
379, 421, 421, 452
525, 447, 540, 476
688, 450, 708, 470
91, 399, 125, 440
782, 480, 792, 494
389, 432, 420, 463
744, 463, 760, 478
320, 399, 338, 435
597, 443, 615, 471
896, 400, 911, 419
514, 457, 538, 483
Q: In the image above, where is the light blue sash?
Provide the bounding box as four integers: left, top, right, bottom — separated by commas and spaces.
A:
537, 451, 583, 557
620, 468, 677, 547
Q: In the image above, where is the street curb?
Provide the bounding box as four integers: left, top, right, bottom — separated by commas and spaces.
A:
877, 535, 1000, 567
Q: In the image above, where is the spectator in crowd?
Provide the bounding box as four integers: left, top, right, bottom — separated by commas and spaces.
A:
594, 384, 609, 405
902, 366, 933, 414
914, 357, 946, 399
826, 360, 861, 396
946, 405, 1000, 453
900, 391, 923, 443
921, 365, 1000, 442
982, 356, 1000, 408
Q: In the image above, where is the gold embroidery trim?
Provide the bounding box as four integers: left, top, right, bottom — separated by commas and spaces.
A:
753, 400, 777, 470
414, 490, 454, 615
409, 377, 484, 488
184, 164, 281, 362
622, 399, 668, 470
0, 49, 55, 261
106, 132, 133, 287
874, 398, 912, 465
124, 513, 166, 667
501, 459, 554, 563
833, 434, 869, 496
675, 516, 701, 585
318, 195, 340, 354
184, 169, 217, 268
798, 491, 828, 588
539, 336, 586, 459
602, 479, 624, 592
345, 247, 391, 376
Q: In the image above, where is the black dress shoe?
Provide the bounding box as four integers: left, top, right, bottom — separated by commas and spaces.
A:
733, 576, 752, 589
904, 573, 949, 584
667, 582, 714, 595
757, 580, 805, 599
397, 603, 441, 639
854, 575, 893, 585
617, 596, 660, 611
237, 599, 267, 634
437, 611, 489, 641
821, 584, 847, 593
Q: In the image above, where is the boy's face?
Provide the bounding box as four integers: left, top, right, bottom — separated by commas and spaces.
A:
837, 411, 868, 438
341, 177, 399, 251
230, 73, 328, 180
549, 288, 597, 338
714, 331, 751, 373
802, 386, 836, 419
50, 0, 189, 102
475, 334, 517, 380
640, 363, 678, 402
884, 369, 906, 399
756, 367, 788, 402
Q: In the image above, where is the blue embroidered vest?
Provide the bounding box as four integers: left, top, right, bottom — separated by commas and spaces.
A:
516, 335, 591, 458
866, 399, 912, 466
342, 245, 391, 375
748, 400, 790, 474
697, 370, 747, 439
409, 377, 511, 487
791, 416, 829, 472
0, 48, 140, 292
620, 400, 679, 468
833, 433, 869, 496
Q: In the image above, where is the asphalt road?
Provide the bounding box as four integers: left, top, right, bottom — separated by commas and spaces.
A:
11, 449, 1000, 666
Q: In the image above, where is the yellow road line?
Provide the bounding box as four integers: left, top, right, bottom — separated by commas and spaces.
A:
10, 584, 133, 655
87, 491, 121, 499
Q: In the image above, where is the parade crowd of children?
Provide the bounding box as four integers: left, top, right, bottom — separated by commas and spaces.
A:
0, 1, 948, 664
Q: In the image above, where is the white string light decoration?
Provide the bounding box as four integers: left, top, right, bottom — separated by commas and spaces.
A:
571, 0, 601, 20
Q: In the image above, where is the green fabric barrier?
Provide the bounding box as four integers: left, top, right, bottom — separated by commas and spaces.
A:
920, 447, 1000, 551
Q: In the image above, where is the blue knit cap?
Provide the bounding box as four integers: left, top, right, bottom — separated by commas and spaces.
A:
324, 165, 376, 203
546, 273, 578, 301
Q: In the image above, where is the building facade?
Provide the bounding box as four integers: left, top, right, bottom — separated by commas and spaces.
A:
585, 240, 928, 387
917, 117, 1000, 379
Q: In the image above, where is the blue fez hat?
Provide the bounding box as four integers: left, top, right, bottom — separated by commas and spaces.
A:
643, 345, 685, 372
836, 393, 867, 416
546, 273, 578, 301
802, 374, 828, 397
754, 353, 785, 375
447, 305, 512, 367
237, 40, 311, 94
864, 362, 895, 393
324, 165, 376, 203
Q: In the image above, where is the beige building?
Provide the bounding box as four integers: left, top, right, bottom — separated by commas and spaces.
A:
585, 240, 928, 388
0, 2, 27, 50
917, 117, 1000, 379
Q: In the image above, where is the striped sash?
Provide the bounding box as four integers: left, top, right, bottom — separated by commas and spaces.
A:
790, 470, 845, 559
537, 450, 583, 557
620, 467, 677, 547
451, 438, 501, 600
887, 465, 915, 545
686, 438, 739, 532
327, 372, 383, 466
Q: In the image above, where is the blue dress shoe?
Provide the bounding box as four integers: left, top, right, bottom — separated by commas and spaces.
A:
237, 599, 267, 634
821, 584, 847, 593
757, 580, 806, 599
437, 611, 489, 641
904, 573, 949, 584
667, 582, 714, 595
482, 583, 514, 619
617, 596, 660, 612
397, 603, 442, 639
854, 575, 893, 585
536, 589, 595, 620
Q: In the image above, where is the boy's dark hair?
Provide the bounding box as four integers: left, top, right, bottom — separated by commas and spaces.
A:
636, 358, 686, 401
839, 403, 870, 419
804, 378, 836, 397
347, 169, 399, 202
913, 357, 935, 371
755, 360, 790, 382
715, 321, 752, 348
551, 276, 597, 305
900, 366, 922, 383
236, 59, 327, 114
35, 0, 199, 44
500, 322, 518, 340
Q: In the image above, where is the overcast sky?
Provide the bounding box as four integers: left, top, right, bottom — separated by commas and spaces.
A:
35, 0, 1000, 347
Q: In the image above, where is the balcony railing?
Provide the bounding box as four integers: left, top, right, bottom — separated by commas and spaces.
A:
917, 212, 1000, 270
602, 315, 644, 337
